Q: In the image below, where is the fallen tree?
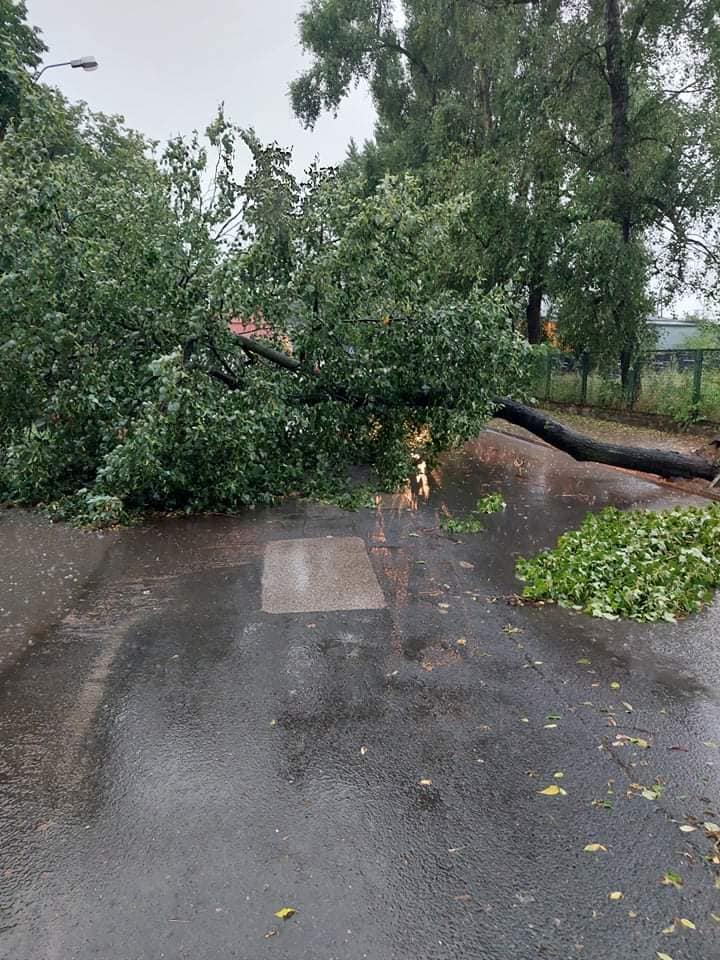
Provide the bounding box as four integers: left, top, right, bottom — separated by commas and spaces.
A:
233, 334, 720, 485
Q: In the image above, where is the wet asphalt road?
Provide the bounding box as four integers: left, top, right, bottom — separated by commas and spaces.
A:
1, 430, 719, 960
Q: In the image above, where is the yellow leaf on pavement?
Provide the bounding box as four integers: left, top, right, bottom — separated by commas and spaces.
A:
679, 918, 696, 930
538, 784, 567, 796
584, 843, 607, 852
608, 891, 624, 901
274, 907, 296, 920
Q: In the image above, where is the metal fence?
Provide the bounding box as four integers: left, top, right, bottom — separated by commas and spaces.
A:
530, 349, 720, 423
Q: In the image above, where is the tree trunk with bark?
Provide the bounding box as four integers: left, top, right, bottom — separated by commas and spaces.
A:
493, 399, 718, 481
526, 283, 543, 344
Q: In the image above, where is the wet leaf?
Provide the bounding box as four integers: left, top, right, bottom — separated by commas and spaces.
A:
584, 843, 608, 852
274, 907, 296, 920
538, 784, 567, 796
662, 871, 684, 889
679, 824, 697, 833
679, 918, 696, 930
608, 891, 624, 901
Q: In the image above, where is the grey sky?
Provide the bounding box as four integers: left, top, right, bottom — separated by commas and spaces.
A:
26, 0, 376, 172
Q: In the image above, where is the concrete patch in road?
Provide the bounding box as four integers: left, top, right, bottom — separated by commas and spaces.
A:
262, 536, 385, 613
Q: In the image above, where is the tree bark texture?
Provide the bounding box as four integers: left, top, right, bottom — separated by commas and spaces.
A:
493, 398, 718, 481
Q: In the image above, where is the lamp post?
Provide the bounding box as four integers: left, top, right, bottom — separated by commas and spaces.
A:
34, 56, 99, 82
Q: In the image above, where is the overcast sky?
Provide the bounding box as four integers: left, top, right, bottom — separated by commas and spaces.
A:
26, 0, 376, 172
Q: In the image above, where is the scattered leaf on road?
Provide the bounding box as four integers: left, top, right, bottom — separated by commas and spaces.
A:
703, 822, 720, 833
553, 771, 564, 779
264, 930, 278, 939
538, 784, 567, 796
419, 778, 433, 786
662, 922, 676, 934
610, 681, 621, 689
622, 702, 634, 713
657, 953, 673, 960
679, 824, 697, 833
584, 843, 607, 852
459, 561, 475, 569
679, 918, 696, 930
662, 871, 684, 889
608, 891, 624, 901
577, 658, 591, 665
360, 746, 368, 756
613, 734, 650, 749
274, 908, 296, 920
710, 913, 720, 923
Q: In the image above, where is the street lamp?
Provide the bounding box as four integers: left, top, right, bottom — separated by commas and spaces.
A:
34, 56, 99, 82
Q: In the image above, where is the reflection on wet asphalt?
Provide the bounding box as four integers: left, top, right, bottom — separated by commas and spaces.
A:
1, 430, 719, 960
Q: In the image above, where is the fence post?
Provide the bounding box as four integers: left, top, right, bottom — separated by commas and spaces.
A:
627, 361, 640, 412
545, 353, 552, 401
692, 350, 704, 418
580, 352, 590, 404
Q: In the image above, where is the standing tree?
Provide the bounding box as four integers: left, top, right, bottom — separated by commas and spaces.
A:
0, 0, 45, 138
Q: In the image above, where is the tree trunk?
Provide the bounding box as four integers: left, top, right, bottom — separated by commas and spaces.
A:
605, 0, 631, 243
493, 398, 718, 481
526, 284, 543, 344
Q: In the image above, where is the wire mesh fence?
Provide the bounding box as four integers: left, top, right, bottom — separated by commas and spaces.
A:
530, 349, 720, 422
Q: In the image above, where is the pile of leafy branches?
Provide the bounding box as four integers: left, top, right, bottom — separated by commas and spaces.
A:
516, 504, 720, 622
